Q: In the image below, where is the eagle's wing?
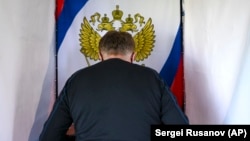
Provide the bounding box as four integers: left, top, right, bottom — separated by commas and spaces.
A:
133, 18, 155, 62
79, 17, 101, 61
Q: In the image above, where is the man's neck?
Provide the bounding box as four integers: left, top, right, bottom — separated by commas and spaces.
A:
103, 54, 131, 62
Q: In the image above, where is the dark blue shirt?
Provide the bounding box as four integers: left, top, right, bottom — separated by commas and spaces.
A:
39, 59, 189, 141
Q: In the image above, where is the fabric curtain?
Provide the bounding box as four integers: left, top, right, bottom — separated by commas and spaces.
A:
184, 0, 250, 124
0, 0, 55, 140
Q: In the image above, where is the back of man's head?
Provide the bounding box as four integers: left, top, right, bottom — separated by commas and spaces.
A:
99, 30, 135, 56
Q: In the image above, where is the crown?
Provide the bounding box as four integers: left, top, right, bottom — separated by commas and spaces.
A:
88, 5, 146, 32
112, 5, 123, 21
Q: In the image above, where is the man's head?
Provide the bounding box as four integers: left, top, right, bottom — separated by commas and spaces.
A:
98, 30, 136, 62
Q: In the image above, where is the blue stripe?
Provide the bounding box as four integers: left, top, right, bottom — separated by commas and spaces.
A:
56, 0, 88, 53
160, 25, 182, 86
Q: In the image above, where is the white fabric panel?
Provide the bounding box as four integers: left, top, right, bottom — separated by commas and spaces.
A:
0, 0, 55, 141
184, 0, 250, 124
224, 30, 250, 124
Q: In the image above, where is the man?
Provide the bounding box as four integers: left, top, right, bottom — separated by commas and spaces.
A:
39, 31, 189, 141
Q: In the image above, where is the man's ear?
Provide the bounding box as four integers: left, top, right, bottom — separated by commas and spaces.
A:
132, 52, 137, 61
130, 52, 137, 63
99, 52, 103, 61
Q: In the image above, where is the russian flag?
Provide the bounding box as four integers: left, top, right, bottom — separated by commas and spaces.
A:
56, 0, 184, 109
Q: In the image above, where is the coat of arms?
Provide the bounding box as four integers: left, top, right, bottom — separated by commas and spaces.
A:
79, 5, 155, 66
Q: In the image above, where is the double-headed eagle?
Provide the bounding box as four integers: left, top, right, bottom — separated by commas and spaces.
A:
79, 5, 155, 64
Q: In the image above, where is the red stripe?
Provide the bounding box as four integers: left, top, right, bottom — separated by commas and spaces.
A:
55, 0, 64, 20
170, 54, 184, 110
